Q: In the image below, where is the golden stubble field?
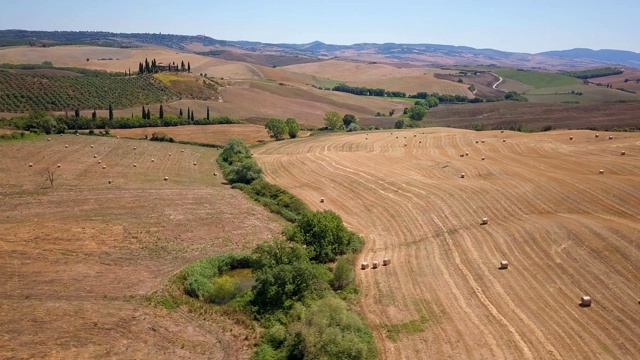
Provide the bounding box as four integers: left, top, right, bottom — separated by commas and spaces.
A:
0, 135, 284, 359
253, 128, 640, 359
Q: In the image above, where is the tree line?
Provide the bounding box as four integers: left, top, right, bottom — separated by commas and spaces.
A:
137, 58, 190, 75
562, 67, 623, 79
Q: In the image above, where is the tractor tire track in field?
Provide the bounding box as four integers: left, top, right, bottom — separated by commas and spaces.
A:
254, 128, 640, 359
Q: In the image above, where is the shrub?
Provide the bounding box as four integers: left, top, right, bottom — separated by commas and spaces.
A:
407, 105, 427, 121
150, 131, 174, 142
185, 275, 214, 301
394, 119, 406, 129
223, 158, 263, 184
219, 138, 252, 165
285, 210, 363, 263
285, 118, 300, 139
211, 275, 241, 304
346, 123, 360, 132
330, 256, 355, 291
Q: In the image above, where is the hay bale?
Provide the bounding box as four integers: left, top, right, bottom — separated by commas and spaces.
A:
181, 149, 184, 152
361, 262, 368, 270
569, 136, 574, 140
502, 139, 507, 143
599, 169, 604, 174
595, 134, 600, 138
57, 164, 61, 168
465, 152, 469, 156
65, 145, 68, 148
193, 162, 197, 165
164, 176, 169, 181
60, 134, 63, 136
419, 141, 422, 143
481, 217, 488, 225
91, 145, 94, 148
214, 172, 218, 176
608, 135, 613, 140
47, 138, 51, 141
133, 164, 137, 167
404, 143, 407, 147
108, 179, 112, 184
460, 173, 465, 178
76, 133, 79, 136
134, 147, 137, 150
581, 296, 592, 307
98, 160, 102, 164
621, 151, 626, 156
169, 153, 172, 156
151, 159, 155, 162
94, 155, 98, 158
102, 165, 106, 169
481, 156, 486, 160
372, 261, 379, 269
396, 136, 398, 139
500, 130, 505, 133
383, 258, 391, 266
28, 163, 33, 167
481, 140, 485, 143
320, 198, 325, 203
500, 260, 509, 269
460, 154, 464, 158
475, 140, 479, 144
413, 134, 416, 137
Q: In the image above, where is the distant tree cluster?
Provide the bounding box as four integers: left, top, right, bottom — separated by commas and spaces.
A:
138, 58, 191, 75
264, 118, 301, 140
563, 67, 623, 79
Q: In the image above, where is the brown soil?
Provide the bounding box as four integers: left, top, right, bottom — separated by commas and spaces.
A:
111, 124, 271, 145
253, 128, 640, 359
0, 135, 284, 359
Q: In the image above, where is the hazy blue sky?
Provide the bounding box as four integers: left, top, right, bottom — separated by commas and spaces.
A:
1, 0, 638, 53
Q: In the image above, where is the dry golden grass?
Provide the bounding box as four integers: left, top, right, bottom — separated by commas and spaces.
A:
0, 135, 283, 359
254, 128, 640, 359
111, 124, 271, 145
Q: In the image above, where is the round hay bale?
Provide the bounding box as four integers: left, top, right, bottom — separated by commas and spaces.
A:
608, 135, 613, 140
102, 165, 106, 169
94, 155, 97, 158
151, 159, 155, 162
481, 217, 488, 225
419, 141, 422, 144
65, 145, 68, 148
599, 169, 604, 174
413, 134, 416, 137
108, 179, 112, 184
569, 136, 574, 140
621, 151, 626, 155
47, 138, 51, 141
481, 140, 485, 143
164, 176, 169, 181
460, 154, 464, 158
481, 156, 486, 160
214, 172, 218, 176
465, 152, 469, 156
502, 139, 507, 143
475, 140, 479, 144
404, 143, 407, 147
460, 173, 465, 178
28, 163, 33, 167
500, 130, 504, 133
60, 133, 63, 136
98, 160, 102, 164
169, 153, 172, 156
595, 134, 599, 138
181, 149, 184, 152
500, 260, 509, 269
76, 133, 79, 136
581, 296, 592, 307
133, 164, 137, 167
320, 198, 325, 203
383, 258, 391, 266
134, 147, 137, 150
193, 162, 197, 165
57, 164, 61, 168
91, 145, 94, 148
361, 262, 368, 270
372, 261, 379, 269
396, 136, 398, 139
365, 138, 368, 140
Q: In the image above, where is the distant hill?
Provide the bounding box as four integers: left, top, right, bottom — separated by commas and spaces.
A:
537, 48, 640, 68
1, 30, 639, 70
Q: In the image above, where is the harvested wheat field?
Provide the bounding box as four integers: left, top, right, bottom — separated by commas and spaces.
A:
253, 128, 640, 359
0, 135, 283, 359
111, 124, 271, 145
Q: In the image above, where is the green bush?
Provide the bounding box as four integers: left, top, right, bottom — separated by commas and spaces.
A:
150, 131, 175, 142
285, 210, 363, 263
237, 179, 310, 222
223, 158, 263, 184
211, 275, 241, 304
185, 275, 214, 301
330, 256, 355, 291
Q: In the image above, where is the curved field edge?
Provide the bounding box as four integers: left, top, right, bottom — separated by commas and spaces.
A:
252, 128, 640, 359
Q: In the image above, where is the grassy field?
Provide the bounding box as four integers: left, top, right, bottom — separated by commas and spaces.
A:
254, 128, 640, 359
495, 69, 581, 89
0, 135, 284, 359
111, 124, 271, 145
525, 84, 640, 104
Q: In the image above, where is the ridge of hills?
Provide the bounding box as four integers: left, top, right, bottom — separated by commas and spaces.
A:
2, 30, 640, 70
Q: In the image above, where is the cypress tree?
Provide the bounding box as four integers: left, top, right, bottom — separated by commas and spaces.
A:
142, 105, 146, 119
191, 111, 195, 122
179, 108, 183, 117
108, 103, 113, 120
187, 62, 191, 73
159, 105, 164, 120
181, 61, 185, 72
206, 106, 210, 120
187, 107, 190, 120
138, 62, 143, 75
146, 108, 151, 120
92, 110, 96, 120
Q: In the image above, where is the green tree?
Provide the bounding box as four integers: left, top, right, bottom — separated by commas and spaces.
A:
407, 105, 427, 121
285, 118, 301, 139
219, 138, 251, 165
285, 210, 363, 263
330, 256, 355, 291
159, 104, 164, 120
142, 105, 146, 119
206, 106, 210, 120
342, 114, 358, 127
146, 108, 151, 120
190, 110, 195, 122
223, 158, 263, 184
179, 108, 183, 117
108, 103, 113, 121
265, 118, 288, 141
389, 109, 395, 116
187, 62, 191, 73
394, 119, 406, 129
324, 111, 342, 130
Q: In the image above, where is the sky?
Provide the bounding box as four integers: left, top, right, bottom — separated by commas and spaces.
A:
1, 0, 638, 53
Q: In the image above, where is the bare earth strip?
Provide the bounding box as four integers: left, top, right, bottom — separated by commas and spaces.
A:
0, 136, 284, 359
253, 129, 640, 359
111, 124, 271, 145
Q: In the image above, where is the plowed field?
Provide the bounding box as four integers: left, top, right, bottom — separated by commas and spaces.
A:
253, 129, 640, 359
